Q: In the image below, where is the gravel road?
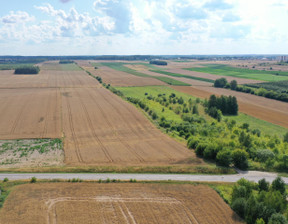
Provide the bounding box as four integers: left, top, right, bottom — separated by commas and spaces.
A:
0, 170, 286, 183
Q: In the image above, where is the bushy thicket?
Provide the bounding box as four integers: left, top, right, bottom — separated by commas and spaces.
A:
14, 66, 40, 74
149, 60, 168, 66
230, 177, 288, 224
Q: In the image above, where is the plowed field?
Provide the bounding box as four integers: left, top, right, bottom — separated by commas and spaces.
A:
87, 66, 167, 86
172, 86, 288, 128
0, 183, 242, 224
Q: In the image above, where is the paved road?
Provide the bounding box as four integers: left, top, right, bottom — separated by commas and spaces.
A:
0, 170, 287, 183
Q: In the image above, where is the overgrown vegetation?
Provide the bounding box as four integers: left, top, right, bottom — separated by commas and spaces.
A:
214, 78, 288, 102
224, 177, 288, 224
14, 66, 40, 74
0, 139, 63, 166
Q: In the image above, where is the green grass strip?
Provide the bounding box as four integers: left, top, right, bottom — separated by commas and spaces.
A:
153, 76, 191, 86
149, 69, 214, 83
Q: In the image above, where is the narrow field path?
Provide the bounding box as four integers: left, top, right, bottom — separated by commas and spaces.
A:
0, 171, 285, 183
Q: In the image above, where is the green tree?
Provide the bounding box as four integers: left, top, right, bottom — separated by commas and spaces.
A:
268, 213, 288, 224
258, 178, 270, 192
208, 95, 217, 108
232, 149, 249, 169
216, 150, 231, 167
192, 105, 199, 115
231, 198, 246, 218
230, 80, 238, 90
214, 78, 228, 88
271, 177, 286, 196
284, 132, 288, 143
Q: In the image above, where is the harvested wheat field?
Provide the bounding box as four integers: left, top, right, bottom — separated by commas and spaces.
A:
172, 86, 288, 128
87, 66, 167, 86
61, 86, 198, 165
0, 183, 242, 224
0, 88, 61, 140
0, 63, 199, 167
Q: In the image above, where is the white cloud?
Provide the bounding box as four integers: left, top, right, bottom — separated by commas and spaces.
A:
1, 11, 34, 24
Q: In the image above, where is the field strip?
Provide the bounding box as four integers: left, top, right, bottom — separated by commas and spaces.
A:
75, 88, 114, 163
65, 96, 83, 163
85, 87, 145, 160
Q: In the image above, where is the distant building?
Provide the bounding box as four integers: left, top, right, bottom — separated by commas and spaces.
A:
277, 56, 288, 62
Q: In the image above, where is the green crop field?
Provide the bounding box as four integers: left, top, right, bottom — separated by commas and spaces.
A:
42, 63, 82, 71
149, 69, 214, 83
0, 63, 34, 70
185, 64, 288, 82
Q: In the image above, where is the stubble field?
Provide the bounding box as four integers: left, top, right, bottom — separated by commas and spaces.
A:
0, 183, 242, 224
0, 62, 199, 167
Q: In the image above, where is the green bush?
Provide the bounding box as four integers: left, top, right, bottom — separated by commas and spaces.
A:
216, 150, 231, 167
30, 177, 37, 183
268, 213, 288, 224
231, 197, 246, 218
232, 149, 249, 170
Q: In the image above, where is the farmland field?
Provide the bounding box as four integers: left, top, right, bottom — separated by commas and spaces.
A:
86, 66, 167, 87
61, 86, 198, 165
0, 183, 242, 224
185, 64, 288, 82
0, 62, 201, 168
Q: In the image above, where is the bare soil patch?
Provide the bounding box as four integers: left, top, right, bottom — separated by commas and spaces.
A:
172, 86, 288, 128
0, 183, 242, 224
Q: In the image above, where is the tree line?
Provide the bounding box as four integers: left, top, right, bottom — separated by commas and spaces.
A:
14, 66, 40, 74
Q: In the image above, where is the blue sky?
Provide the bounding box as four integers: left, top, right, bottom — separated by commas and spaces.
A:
0, 0, 288, 55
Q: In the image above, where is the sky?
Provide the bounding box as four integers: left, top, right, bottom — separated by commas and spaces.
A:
0, 0, 288, 55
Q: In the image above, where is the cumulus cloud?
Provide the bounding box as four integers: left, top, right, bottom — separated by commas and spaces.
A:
35, 3, 114, 37
1, 11, 34, 24
93, 0, 132, 33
